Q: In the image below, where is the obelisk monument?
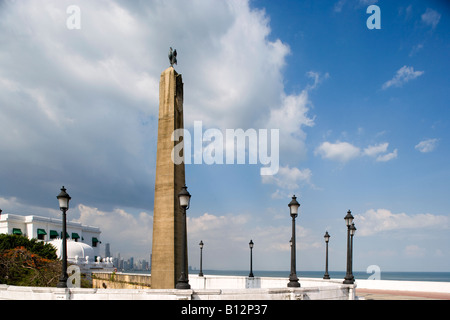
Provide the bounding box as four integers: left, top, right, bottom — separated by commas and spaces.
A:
151, 48, 188, 289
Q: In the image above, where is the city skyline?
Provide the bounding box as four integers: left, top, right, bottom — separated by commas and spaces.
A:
0, 1, 449, 273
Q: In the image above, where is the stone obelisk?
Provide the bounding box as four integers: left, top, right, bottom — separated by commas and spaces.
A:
151, 50, 187, 289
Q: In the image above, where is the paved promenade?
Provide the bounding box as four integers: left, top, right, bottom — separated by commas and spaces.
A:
356, 288, 450, 300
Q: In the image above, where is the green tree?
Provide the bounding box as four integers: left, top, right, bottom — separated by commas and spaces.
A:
0, 234, 61, 286
0, 234, 57, 259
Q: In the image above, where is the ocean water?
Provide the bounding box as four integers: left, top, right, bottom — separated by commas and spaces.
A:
190, 270, 450, 282
130, 269, 450, 282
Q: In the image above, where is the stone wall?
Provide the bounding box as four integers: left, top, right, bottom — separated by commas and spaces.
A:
0, 272, 354, 300
0, 284, 353, 300
86, 272, 353, 300
92, 272, 151, 289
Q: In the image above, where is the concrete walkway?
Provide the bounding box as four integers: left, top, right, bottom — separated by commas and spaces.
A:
356, 288, 450, 300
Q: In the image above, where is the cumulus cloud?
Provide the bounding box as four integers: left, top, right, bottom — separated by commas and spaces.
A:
261, 70, 325, 167
363, 142, 398, 162
375, 148, 398, 162
187, 212, 314, 269
315, 141, 361, 163
363, 142, 388, 157
356, 208, 449, 236
415, 138, 439, 153
76, 204, 153, 259
262, 165, 313, 198
0, 197, 153, 259
382, 66, 424, 89
0, 196, 61, 219
0, 0, 307, 211
315, 141, 397, 163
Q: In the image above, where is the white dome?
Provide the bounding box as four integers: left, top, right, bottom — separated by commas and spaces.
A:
49, 239, 95, 262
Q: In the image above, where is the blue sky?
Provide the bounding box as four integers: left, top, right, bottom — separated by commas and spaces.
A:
0, 0, 449, 274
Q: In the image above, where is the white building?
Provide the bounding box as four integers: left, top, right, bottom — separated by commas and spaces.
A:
0, 212, 102, 259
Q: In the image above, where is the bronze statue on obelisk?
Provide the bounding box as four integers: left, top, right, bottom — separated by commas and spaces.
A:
151, 48, 188, 289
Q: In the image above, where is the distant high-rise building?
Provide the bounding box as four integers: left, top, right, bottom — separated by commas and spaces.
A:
129, 257, 134, 270
105, 243, 111, 258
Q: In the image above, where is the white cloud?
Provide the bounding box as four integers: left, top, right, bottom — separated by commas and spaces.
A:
260, 70, 324, 195
187, 212, 249, 235
0, 196, 61, 219
415, 138, 439, 153
76, 204, 153, 259
184, 0, 292, 131
364, 142, 397, 162
382, 66, 424, 89
363, 142, 388, 157
376, 148, 398, 162
421, 8, 441, 29
262, 71, 325, 164
0, 197, 154, 260
315, 141, 361, 163
356, 208, 449, 236
262, 165, 313, 198
404, 245, 425, 258
316, 141, 398, 163
0, 0, 306, 210
186, 211, 315, 269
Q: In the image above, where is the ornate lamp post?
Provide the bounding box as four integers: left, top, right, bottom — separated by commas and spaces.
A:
323, 231, 331, 279
56, 186, 71, 288
343, 210, 355, 284
349, 223, 356, 283
287, 195, 300, 287
199, 240, 204, 277
248, 240, 254, 278
176, 185, 191, 289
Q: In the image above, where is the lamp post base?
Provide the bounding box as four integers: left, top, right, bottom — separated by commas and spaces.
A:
176, 272, 191, 289
56, 274, 68, 288
287, 281, 300, 287
323, 274, 330, 280
176, 281, 191, 289
343, 276, 355, 284
287, 274, 300, 287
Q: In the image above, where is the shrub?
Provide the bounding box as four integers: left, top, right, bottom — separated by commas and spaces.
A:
0, 234, 60, 286
0, 246, 61, 286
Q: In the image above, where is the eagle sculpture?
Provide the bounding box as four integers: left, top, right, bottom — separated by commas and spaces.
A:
168, 47, 177, 67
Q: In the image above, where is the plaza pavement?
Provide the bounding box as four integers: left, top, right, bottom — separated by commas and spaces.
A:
356, 288, 450, 300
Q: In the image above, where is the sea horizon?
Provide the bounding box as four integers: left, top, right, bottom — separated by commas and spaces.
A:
125, 269, 450, 282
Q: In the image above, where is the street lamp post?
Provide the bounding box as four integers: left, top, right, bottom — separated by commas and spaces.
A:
248, 240, 254, 278
287, 195, 300, 288
323, 231, 331, 280
199, 240, 204, 277
56, 186, 71, 288
349, 223, 356, 283
176, 185, 191, 289
343, 210, 355, 284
